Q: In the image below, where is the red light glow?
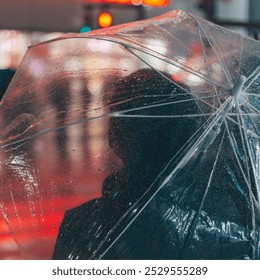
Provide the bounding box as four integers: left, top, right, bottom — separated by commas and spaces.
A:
86, 0, 169, 7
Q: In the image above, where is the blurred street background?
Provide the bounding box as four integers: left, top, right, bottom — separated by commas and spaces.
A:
1, 0, 259, 71
0, 0, 260, 259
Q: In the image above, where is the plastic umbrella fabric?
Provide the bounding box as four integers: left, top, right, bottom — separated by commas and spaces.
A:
0, 10, 259, 260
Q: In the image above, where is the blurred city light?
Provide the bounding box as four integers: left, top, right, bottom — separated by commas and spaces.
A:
98, 12, 113, 28
85, 0, 170, 7
80, 25, 93, 33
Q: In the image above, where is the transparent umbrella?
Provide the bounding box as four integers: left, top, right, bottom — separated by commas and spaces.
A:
0, 10, 259, 260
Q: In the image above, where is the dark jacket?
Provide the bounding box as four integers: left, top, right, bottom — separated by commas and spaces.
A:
52, 69, 254, 260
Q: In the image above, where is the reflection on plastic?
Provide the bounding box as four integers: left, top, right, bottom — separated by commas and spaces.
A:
0, 10, 259, 260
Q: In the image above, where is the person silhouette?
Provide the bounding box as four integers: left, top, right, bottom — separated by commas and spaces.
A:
51, 68, 204, 260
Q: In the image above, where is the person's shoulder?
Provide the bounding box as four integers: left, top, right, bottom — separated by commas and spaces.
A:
63, 198, 103, 221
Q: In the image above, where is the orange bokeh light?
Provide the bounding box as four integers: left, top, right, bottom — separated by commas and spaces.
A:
143, 0, 168, 6
98, 12, 113, 28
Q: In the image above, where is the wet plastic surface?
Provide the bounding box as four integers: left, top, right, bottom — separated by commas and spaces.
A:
0, 10, 259, 259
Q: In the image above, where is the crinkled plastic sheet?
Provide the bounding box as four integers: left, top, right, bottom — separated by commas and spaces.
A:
0, 10, 259, 260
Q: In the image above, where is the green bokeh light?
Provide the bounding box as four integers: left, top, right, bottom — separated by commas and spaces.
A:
80, 25, 92, 33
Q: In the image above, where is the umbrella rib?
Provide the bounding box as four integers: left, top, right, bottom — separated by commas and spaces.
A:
96, 114, 213, 259
148, 24, 221, 120
121, 92, 209, 98
228, 112, 259, 117
109, 94, 217, 116
107, 94, 188, 109
135, 93, 187, 97
108, 93, 197, 108
1, 93, 231, 150
158, 100, 233, 173
0, 113, 107, 149
241, 97, 260, 114
125, 46, 221, 112
223, 117, 258, 241
238, 105, 260, 199
110, 113, 220, 119
197, 24, 224, 109
106, 92, 192, 108
107, 92, 198, 102
237, 35, 244, 74
248, 93, 260, 98
241, 106, 260, 138
117, 31, 230, 91
191, 15, 233, 87
196, 23, 226, 120
244, 66, 260, 91
97, 99, 232, 259
154, 98, 230, 191
131, 100, 232, 210
117, 36, 206, 83
240, 98, 260, 137
153, 26, 193, 53
123, 44, 229, 90
124, 46, 191, 92
186, 26, 209, 121
235, 101, 252, 185
0, 92, 224, 149
109, 95, 218, 116
180, 130, 225, 256
227, 116, 260, 139
237, 105, 260, 258
224, 118, 255, 197
125, 92, 226, 99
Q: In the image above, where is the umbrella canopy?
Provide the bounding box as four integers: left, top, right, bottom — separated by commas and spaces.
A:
0, 10, 259, 260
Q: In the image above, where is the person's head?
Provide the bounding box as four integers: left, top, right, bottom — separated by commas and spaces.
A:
104, 68, 200, 201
